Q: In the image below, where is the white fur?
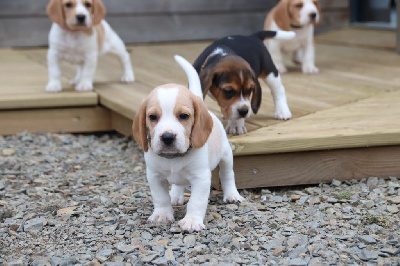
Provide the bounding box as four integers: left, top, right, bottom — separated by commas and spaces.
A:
265, 73, 292, 120
46, 16, 134, 92
265, 0, 319, 74
274, 30, 296, 40
144, 56, 244, 232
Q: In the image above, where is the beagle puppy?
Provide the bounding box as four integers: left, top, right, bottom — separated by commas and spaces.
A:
264, 0, 321, 74
46, 0, 134, 92
133, 55, 244, 232
193, 31, 295, 135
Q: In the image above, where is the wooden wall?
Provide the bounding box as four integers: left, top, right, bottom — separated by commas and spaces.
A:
0, 0, 349, 47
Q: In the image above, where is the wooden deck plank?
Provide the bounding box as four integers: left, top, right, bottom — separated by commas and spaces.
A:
230, 91, 400, 156
0, 107, 112, 135
316, 28, 396, 51
0, 49, 98, 109
213, 145, 400, 189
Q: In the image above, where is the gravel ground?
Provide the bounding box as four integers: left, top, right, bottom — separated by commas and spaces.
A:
1, 131, 400, 266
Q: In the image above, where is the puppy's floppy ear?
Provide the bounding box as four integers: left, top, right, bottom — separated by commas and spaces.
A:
313, 0, 322, 26
190, 95, 213, 149
251, 77, 262, 114
92, 0, 106, 25
46, 0, 65, 26
274, 0, 291, 31
132, 99, 149, 152
199, 68, 216, 99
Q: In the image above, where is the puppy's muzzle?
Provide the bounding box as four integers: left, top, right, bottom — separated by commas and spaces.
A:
161, 133, 176, 146
237, 108, 249, 118
76, 14, 86, 24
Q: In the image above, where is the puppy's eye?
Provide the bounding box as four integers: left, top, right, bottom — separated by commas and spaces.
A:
65, 2, 73, 8
178, 113, 189, 120
149, 114, 158, 122
85, 2, 92, 8
244, 87, 253, 96
295, 3, 303, 8
223, 89, 235, 99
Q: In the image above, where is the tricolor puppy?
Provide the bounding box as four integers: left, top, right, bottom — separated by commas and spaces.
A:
194, 31, 295, 135
46, 0, 134, 92
264, 0, 321, 74
133, 55, 244, 232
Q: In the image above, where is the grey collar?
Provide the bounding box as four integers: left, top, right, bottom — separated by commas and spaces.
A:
147, 134, 193, 159
290, 24, 304, 29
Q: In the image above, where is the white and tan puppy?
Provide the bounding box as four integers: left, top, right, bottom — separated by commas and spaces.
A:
264, 0, 321, 74
46, 0, 134, 92
133, 55, 244, 232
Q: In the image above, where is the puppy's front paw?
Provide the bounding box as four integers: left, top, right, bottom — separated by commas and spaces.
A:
121, 71, 135, 83
225, 125, 247, 135
302, 64, 319, 74
275, 103, 292, 120
70, 76, 80, 86
179, 216, 205, 232
46, 81, 62, 93
75, 81, 93, 92
148, 208, 175, 224
223, 191, 245, 203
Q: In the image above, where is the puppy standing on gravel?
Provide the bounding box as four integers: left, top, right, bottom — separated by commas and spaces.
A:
133, 55, 244, 232
46, 0, 134, 92
194, 31, 295, 135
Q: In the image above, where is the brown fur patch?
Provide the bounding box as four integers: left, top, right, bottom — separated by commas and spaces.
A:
47, 0, 105, 34
266, 0, 321, 30
133, 84, 213, 152
95, 23, 105, 51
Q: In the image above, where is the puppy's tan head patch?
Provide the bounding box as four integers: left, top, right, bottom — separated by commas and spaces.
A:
47, 0, 105, 29
200, 56, 262, 118
132, 85, 213, 154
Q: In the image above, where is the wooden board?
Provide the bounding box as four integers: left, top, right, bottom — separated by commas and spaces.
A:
316, 28, 396, 50
212, 146, 400, 189
230, 91, 400, 156
0, 49, 98, 109
0, 107, 112, 135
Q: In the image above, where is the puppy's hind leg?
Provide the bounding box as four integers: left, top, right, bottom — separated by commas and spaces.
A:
108, 33, 135, 83
264, 73, 292, 120
219, 150, 244, 203
170, 184, 185, 206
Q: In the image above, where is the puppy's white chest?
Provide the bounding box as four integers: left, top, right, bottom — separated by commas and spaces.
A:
56, 33, 96, 64
280, 29, 309, 52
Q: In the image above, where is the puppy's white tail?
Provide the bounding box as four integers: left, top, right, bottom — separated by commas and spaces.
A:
174, 55, 203, 100
254, 30, 296, 41
275, 30, 296, 40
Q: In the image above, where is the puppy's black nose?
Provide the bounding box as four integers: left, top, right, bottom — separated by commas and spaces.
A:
310, 12, 317, 21
76, 14, 86, 23
238, 108, 249, 118
161, 133, 175, 145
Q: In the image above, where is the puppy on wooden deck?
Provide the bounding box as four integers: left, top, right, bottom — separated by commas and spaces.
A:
264, 0, 321, 74
133, 55, 244, 232
46, 0, 134, 92
194, 31, 295, 135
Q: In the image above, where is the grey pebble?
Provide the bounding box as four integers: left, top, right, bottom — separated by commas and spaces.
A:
289, 258, 308, 266
358, 235, 377, 244
359, 250, 378, 261
24, 217, 47, 232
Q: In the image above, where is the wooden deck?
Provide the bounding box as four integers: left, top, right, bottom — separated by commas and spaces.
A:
1, 28, 400, 188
